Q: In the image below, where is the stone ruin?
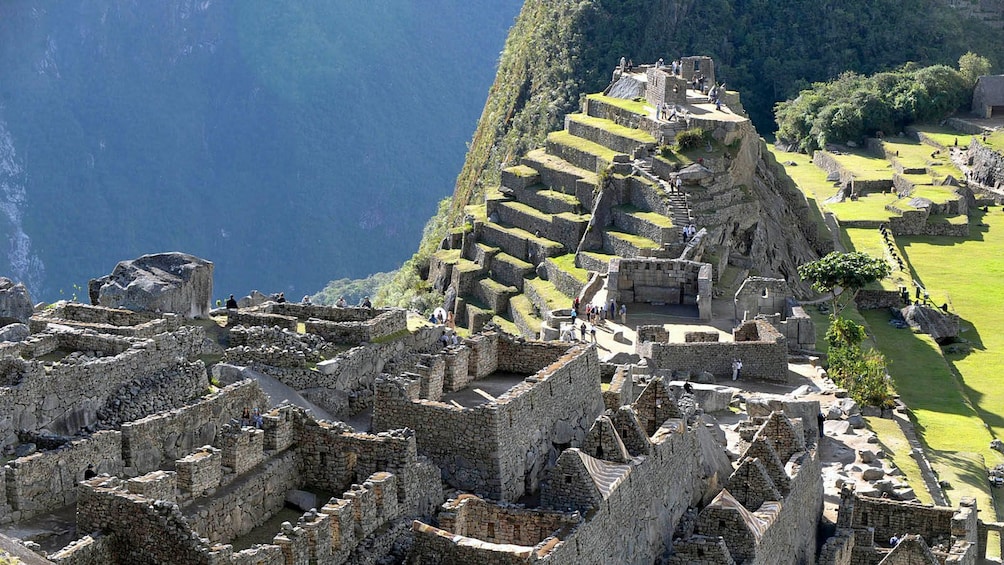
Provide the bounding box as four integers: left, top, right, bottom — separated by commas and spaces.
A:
733, 276, 816, 353
818, 485, 1000, 564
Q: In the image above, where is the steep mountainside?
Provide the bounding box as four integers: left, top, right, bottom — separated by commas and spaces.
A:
0, 0, 520, 300
440, 0, 1004, 238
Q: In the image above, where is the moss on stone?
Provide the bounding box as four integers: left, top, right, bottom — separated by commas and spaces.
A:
568, 113, 656, 143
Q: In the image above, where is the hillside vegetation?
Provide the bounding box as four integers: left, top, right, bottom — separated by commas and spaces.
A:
380, 0, 1004, 307
776, 57, 986, 152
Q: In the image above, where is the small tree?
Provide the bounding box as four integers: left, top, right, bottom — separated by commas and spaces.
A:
959, 52, 992, 88
800, 252, 894, 408
798, 251, 891, 317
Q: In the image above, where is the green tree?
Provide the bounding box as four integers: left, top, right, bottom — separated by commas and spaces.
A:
959, 51, 992, 87
798, 251, 892, 316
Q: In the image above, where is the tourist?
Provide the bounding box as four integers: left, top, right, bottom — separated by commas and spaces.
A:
241, 407, 251, 427
301, 295, 311, 304
619, 56, 626, 72
715, 97, 722, 111
336, 296, 347, 308
656, 57, 664, 68
571, 308, 578, 323
446, 311, 455, 329
225, 294, 238, 309
732, 358, 743, 381
683, 382, 694, 394
84, 464, 97, 480
429, 312, 438, 324
889, 534, 899, 547
589, 323, 597, 343
619, 303, 627, 324
252, 407, 263, 429
580, 322, 587, 341
573, 297, 580, 313
452, 333, 460, 346
817, 412, 825, 439
361, 296, 372, 308
609, 299, 616, 319
675, 176, 682, 192
439, 332, 450, 347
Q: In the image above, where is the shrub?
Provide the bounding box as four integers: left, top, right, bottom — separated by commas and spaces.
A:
675, 128, 706, 151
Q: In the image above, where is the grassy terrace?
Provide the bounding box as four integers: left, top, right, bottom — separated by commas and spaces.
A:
907, 185, 961, 205
509, 293, 542, 334
568, 113, 657, 143
529, 184, 581, 206
480, 277, 517, 296
505, 164, 539, 178
841, 227, 911, 292
913, 124, 1004, 153
547, 130, 621, 162
524, 148, 599, 183
827, 150, 894, 181
433, 248, 461, 265
862, 309, 998, 528
585, 93, 649, 116
549, 253, 589, 283
604, 228, 662, 250
525, 277, 571, 311
615, 205, 675, 228
826, 193, 900, 223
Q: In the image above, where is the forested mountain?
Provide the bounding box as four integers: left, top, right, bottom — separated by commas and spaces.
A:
381, 0, 1004, 305
0, 0, 521, 301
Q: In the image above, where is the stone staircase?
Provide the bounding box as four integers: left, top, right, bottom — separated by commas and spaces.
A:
433, 97, 702, 336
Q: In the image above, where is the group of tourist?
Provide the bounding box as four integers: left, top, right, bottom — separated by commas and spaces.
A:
439, 330, 461, 347
655, 57, 683, 76
656, 102, 678, 121
240, 406, 264, 429
683, 223, 698, 242
707, 83, 725, 111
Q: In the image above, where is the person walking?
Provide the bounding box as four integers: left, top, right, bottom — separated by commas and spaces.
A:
619, 303, 627, 324
732, 358, 743, 381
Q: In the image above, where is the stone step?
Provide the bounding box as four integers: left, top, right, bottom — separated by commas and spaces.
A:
474, 277, 519, 315
488, 252, 535, 291
565, 114, 657, 156
505, 183, 582, 215
495, 201, 589, 252
481, 220, 567, 265
546, 130, 622, 174
523, 277, 574, 318
578, 251, 616, 274
508, 294, 542, 338
610, 205, 678, 245
601, 229, 670, 258
522, 149, 599, 211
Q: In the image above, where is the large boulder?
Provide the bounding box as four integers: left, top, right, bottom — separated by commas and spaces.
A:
0, 278, 33, 325
89, 252, 214, 318
901, 304, 958, 344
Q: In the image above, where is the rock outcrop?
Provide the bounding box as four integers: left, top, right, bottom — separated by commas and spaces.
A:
89, 252, 214, 318
0, 277, 34, 325
902, 303, 959, 344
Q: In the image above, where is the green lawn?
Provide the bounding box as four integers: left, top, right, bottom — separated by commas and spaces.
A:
568, 113, 657, 143
827, 192, 899, 223
549, 253, 590, 283
828, 151, 894, 181
586, 93, 649, 116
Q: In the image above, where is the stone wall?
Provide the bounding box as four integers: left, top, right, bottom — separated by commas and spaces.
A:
639, 319, 789, 382
304, 308, 407, 345
438, 495, 579, 547
606, 258, 712, 319
374, 340, 604, 502
31, 303, 181, 338
120, 379, 269, 474
645, 67, 689, 108
186, 450, 300, 544
967, 137, 1004, 191
3, 431, 123, 522
96, 361, 210, 427
0, 325, 206, 446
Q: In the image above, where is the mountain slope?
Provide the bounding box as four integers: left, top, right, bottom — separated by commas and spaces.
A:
394, 0, 1004, 290
0, 0, 521, 300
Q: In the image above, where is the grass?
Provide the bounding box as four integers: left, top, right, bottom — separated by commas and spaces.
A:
614, 204, 675, 228
549, 253, 590, 283
491, 315, 520, 336
826, 193, 900, 223
907, 186, 960, 205
524, 148, 599, 183
434, 248, 462, 265
505, 164, 539, 178
547, 130, 621, 162
841, 228, 911, 292
534, 186, 581, 207
911, 124, 976, 149
525, 277, 572, 311
568, 113, 657, 143
509, 293, 542, 335
586, 93, 649, 116
860, 309, 999, 523
828, 151, 894, 181
604, 228, 662, 250
864, 416, 934, 505
766, 147, 838, 244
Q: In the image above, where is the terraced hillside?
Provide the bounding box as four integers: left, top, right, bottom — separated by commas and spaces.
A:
771, 125, 1004, 540
427, 72, 826, 338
